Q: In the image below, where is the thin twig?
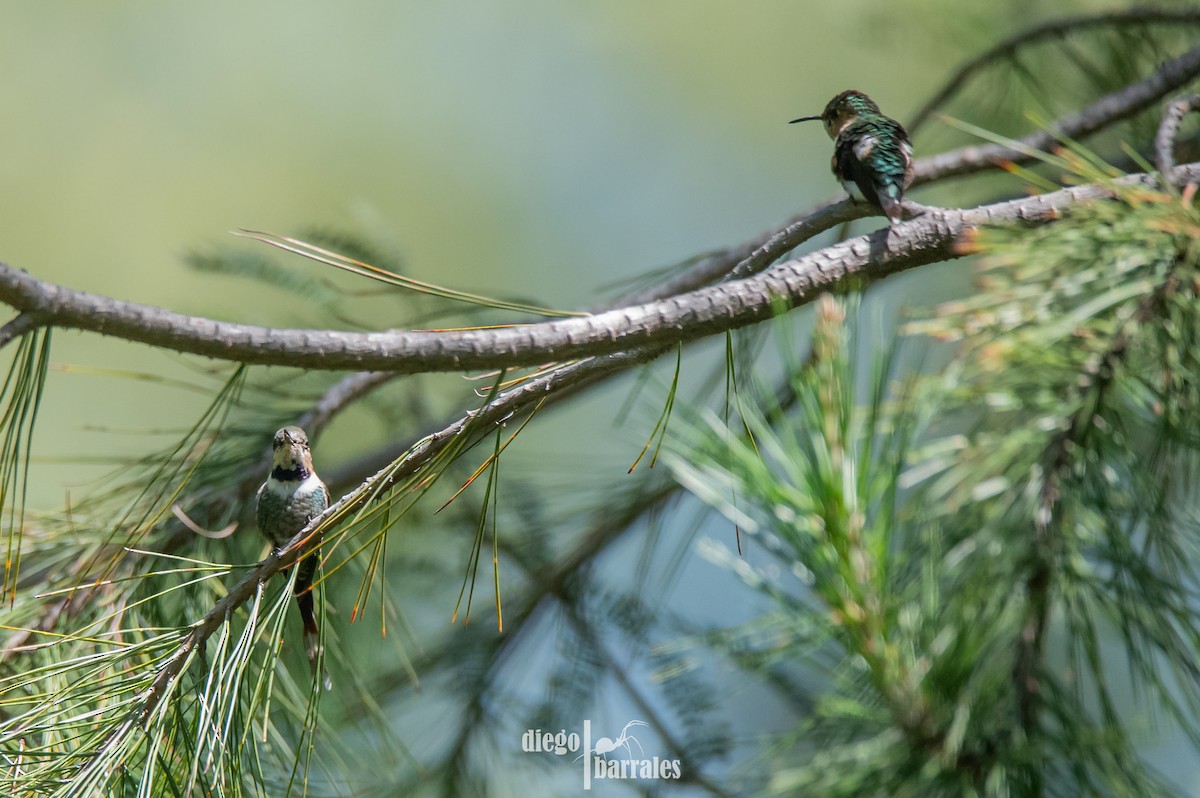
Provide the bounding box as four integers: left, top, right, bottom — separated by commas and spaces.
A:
1156, 93, 1200, 190
0, 313, 42, 351
909, 7, 1200, 134
295, 370, 395, 435
915, 45, 1200, 184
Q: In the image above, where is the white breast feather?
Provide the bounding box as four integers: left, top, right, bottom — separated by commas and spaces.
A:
266, 472, 324, 498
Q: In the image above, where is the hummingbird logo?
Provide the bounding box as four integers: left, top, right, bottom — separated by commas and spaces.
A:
575, 719, 649, 761
790, 89, 914, 225
255, 425, 332, 689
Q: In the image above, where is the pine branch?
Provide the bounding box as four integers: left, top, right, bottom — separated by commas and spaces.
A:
21, 156, 1200, 674
916, 44, 1200, 183
0, 40, 1193, 379
1156, 93, 1200, 189
10, 39, 1200, 791
210, 61, 1200, 588
909, 7, 1200, 133
1016, 247, 1190, 734
0, 313, 41, 351
633, 39, 1200, 302
1015, 95, 1200, 731
132, 348, 657, 726
2, 162, 1197, 379
346, 350, 810, 715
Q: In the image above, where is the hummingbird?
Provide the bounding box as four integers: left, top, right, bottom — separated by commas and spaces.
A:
790, 90, 914, 225
256, 425, 331, 687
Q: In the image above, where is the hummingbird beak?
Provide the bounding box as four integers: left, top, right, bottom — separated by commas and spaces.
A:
788, 115, 822, 124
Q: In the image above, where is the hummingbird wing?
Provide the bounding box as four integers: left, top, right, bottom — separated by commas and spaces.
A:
298, 479, 332, 687
254, 480, 269, 540
834, 117, 913, 224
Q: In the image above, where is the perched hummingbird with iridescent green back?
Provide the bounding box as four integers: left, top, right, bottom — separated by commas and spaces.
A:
256, 425, 331, 687
790, 90, 914, 225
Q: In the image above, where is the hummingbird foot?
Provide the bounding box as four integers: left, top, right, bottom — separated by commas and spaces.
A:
899, 200, 937, 221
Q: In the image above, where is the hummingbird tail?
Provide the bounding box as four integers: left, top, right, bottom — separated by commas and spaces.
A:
294, 553, 320, 630
294, 552, 329, 688
302, 625, 333, 691
879, 186, 904, 225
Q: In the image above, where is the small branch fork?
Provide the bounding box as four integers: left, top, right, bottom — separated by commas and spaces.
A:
0, 313, 42, 350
